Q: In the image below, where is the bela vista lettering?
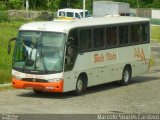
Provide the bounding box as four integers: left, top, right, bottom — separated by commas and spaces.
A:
94, 52, 117, 63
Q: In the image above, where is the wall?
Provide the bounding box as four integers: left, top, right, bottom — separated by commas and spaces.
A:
8, 10, 53, 20
136, 8, 151, 18
152, 9, 160, 19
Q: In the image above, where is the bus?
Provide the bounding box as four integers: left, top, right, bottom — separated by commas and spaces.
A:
8, 16, 150, 95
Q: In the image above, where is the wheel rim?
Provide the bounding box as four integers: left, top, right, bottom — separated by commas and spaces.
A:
77, 79, 83, 92
124, 70, 129, 83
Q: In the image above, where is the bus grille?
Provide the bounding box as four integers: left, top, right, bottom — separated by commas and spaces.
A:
23, 84, 45, 90
22, 78, 48, 83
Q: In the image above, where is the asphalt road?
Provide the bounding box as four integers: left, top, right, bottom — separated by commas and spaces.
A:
0, 43, 160, 120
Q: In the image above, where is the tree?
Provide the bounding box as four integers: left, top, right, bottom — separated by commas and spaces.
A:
1, 0, 160, 11
0, 1, 7, 10
48, 0, 62, 11
136, 0, 140, 8
8, 0, 23, 9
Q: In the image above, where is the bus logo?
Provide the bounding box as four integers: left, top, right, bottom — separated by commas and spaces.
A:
94, 52, 117, 63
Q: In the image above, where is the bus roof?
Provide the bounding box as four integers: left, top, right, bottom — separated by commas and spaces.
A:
20, 16, 150, 33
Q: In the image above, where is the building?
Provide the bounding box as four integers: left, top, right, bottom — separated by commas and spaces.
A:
93, 1, 130, 17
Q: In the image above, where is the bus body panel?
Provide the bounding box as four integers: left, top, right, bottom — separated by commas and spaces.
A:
63, 43, 150, 92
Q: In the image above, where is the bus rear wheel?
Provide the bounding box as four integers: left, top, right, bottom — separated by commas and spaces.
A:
120, 67, 131, 85
75, 77, 86, 95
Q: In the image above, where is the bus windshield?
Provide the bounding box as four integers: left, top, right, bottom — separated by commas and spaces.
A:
13, 31, 66, 74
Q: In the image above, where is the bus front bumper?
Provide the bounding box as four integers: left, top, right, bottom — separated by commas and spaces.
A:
12, 78, 63, 93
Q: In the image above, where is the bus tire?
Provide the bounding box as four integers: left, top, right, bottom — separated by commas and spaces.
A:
75, 77, 86, 95
120, 66, 131, 85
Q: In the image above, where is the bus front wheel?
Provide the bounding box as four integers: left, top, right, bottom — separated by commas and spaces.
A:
75, 77, 86, 95
33, 89, 44, 94
120, 67, 131, 85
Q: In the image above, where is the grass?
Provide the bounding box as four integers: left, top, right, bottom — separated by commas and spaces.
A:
150, 57, 155, 66
0, 85, 13, 91
0, 21, 25, 84
0, 22, 160, 84
150, 25, 160, 66
151, 25, 160, 42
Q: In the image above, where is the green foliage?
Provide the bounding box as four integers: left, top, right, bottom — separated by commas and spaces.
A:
8, 0, 23, 9
0, 11, 9, 22
70, 0, 82, 9
0, 1, 7, 10
0, 21, 23, 84
151, 25, 160, 42
113, 0, 160, 8
86, 0, 93, 12
0, 85, 13, 91
1, 0, 160, 11
29, 0, 48, 10
48, 0, 62, 11
150, 57, 155, 66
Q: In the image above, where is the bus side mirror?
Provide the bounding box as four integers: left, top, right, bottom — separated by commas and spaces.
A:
8, 37, 16, 54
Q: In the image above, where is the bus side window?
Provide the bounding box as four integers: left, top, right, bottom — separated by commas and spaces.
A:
106, 26, 118, 48
140, 23, 149, 43
79, 29, 92, 52
130, 24, 140, 44
118, 25, 129, 46
65, 29, 78, 71
93, 28, 105, 49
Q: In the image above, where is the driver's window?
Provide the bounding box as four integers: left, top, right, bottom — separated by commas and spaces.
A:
65, 29, 78, 71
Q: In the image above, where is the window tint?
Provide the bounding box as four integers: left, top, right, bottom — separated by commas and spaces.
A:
75, 13, 81, 19
67, 12, 74, 17
140, 23, 149, 43
79, 29, 92, 52
65, 29, 78, 71
106, 26, 117, 47
59, 11, 65, 17
118, 25, 129, 45
85, 11, 92, 17
130, 24, 140, 44
80, 11, 92, 18
93, 28, 105, 49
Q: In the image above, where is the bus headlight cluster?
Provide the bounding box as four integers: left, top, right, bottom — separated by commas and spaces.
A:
12, 75, 22, 80
48, 78, 62, 83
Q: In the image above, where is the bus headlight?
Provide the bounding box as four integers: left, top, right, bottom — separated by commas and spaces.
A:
12, 75, 22, 80
48, 78, 62, 83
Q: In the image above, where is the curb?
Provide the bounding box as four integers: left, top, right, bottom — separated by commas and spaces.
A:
0, 83, 12, 88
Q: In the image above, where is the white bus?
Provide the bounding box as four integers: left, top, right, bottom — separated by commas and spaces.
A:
8, 16, 150, 95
